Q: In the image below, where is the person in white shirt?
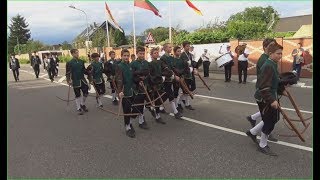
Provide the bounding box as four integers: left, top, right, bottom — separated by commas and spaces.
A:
219, 45, 234, 82
201, 49, 211, 77
237, 43, 250, 84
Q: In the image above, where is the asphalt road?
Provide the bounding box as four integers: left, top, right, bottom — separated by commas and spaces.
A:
8, 65, 313, 178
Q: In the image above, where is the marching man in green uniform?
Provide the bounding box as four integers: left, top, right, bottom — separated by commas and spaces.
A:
160, 43, 183, 119
179, 41, 197, 110
66, 49, 90, 115
104, 51, 120, 105
246, 38, 278, 142
246, 42, 288, 156
115, 49, 137, 138
130, 46, 150, 129
148, 48, 172, 124
88, 53, 106, 108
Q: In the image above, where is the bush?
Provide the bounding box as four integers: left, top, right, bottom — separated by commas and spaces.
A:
57, 55, 89, 63
19, 58, 30, 64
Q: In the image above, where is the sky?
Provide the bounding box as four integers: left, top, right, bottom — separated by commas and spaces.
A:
7, 0, 312, 45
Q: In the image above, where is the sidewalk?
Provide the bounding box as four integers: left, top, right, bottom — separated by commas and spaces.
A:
201, 70, 313, 88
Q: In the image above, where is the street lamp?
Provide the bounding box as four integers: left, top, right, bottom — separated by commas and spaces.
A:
69, 5, 89, 41
69, 5, 90, 58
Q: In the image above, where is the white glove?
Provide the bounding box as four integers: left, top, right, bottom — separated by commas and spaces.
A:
162, 76, 165, 82
30, 66, 33, 69
10, 69, 12, 71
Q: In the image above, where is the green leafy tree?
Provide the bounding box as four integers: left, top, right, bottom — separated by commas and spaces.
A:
91, 28, 107, 48
114, 29, 127, 47
8, 14, 31, 54
61, 41, 73, 50
226, 6, 280, 39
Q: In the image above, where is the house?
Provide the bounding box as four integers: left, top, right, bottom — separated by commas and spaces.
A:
74, 21, 124, 47
274, 14, 312, 33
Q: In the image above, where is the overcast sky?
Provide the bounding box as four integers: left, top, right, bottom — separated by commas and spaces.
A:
8, 1, 312, 45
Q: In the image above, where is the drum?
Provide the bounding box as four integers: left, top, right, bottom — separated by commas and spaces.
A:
216, 53, 233, 68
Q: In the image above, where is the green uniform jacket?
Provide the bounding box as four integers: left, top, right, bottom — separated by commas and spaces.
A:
172, 57, 192, 79
130, 59, 150, 94
90, 61, 104, 84
66, 58, 88, 88
115, 60, 136, 97
254, 58, 279, 104
160, 54, 175, 82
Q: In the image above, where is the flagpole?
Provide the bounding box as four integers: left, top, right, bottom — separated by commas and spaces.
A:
169, 0, 172, 44
133, 1, 136, 55
106, 19, 111, 47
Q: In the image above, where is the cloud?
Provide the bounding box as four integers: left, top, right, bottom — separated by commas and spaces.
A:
8, 1, 312, 45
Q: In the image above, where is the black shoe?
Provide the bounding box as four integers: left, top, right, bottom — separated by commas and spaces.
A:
174, 112, 183, 119
246, 130, 258, 144
156, 118, 166, 124
112, 99, 118, 105
139, 121, 149, 130
246, 116, 256, 128
126, 129, 135, 138
182, 100, 186, 105
239, 81, 242, 84
81, 105, 88, 112
225, 80, 228, 82
77, 109, 83, 115
185, 105, 195, 110
257, 145, 277, 156
227, 79, 231, 82
268, 134, 278, 142
242, 81, 246, 84
149, 108, 156, 118
177, 104, 183, 112
130, 124, 135, 133
99, 104, 103, 108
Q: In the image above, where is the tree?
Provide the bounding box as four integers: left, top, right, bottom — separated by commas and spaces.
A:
8, 14, 31, 54
61, 41, 73, 50
13, 40, 45, 54
143, 27, 178, 44
73, 36, 86, 49
226, 6, 280, 39
114, 29, 127, 47
91, 28, 107, 48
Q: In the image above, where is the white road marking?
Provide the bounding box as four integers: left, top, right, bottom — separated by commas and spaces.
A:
16, 69, 313, 152
58, 76, 66, 83
195, 94, 312, 114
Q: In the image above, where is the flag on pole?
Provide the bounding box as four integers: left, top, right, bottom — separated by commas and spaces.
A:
105, 2, 123, 32
134, 0, 162, 17
185, 0, 203, 16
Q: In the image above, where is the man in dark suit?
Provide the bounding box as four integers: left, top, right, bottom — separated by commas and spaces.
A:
30, 51, 41, 78
9, 54, 20, 82
47, 53, 56, 82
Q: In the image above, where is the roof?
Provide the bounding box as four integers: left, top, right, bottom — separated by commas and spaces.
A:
78, 21, 124, 39
293, 24, 312, 38
274, 14, 312, 32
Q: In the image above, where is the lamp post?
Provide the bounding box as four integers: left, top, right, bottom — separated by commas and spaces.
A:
69, 5, 90, 56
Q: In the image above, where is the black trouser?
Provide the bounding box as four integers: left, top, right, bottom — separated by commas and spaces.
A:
94, 82, 106, 95
12, 69, 19, 81
224, 63, 232, 81
122, 97, 133, 125
151, 89, 168, 114
131, 93, 145, 118
55, 66, 59, 76
73, 81, 89, 98
184, 78, 194, 93
33, 64, 40, 78
48, 67, 55, 80
164, 81, 175, 102
173, 81, 180, 98
203, 61, 210, 77
109, 82, 116, 93
257, 101, 280, 135
238, 61, 248, 82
